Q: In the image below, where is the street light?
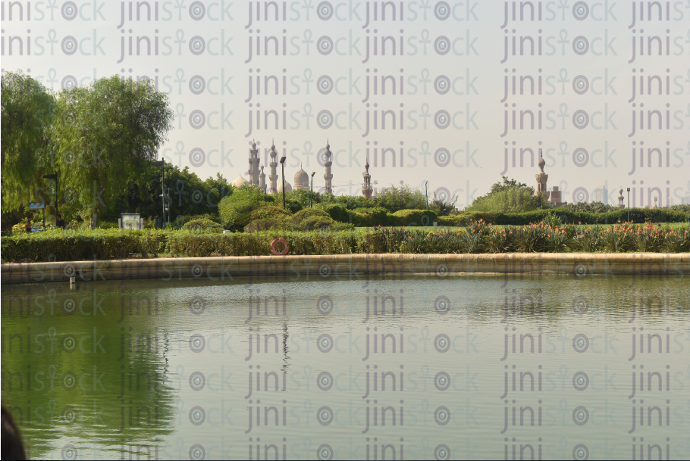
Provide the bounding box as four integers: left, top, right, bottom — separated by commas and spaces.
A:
627, 187, 631, 222
424, 181, 429, 210
152, 160, 165, 226
42, 173, 58, 225
280, 156, 286, 209
310, 172, 315, 207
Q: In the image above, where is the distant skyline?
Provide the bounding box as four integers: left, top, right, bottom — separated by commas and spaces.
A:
2, 0, 689, 207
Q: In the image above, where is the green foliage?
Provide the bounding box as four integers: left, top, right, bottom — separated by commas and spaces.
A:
559, 201, 617, 213
284, 209, 343, 231
467, 177, 540, 213
51, 76, 174, 218
669, 204, 690, 214
134, 167, 231, 223
468, 187, 538, 213
333, 194, 371, 210
218, 185, 275, 230
248, 206, 291, 221
3, 223, 688, 262
297, 215, 338, 231
429, 190, 458, 216
181, 213, 222, 224
1, 229, 167, 261
321, 203, 349, 223
1, 71, 57, 212
244, 219, 282, 233
366, 207, 399, 225
432, 208, 689, 226
290, 208, 330, 223
391, 209, 438, 226
219, 199, 258, 230
283, 197, 304, 214
182, 219, 223, 233
376, 184, 427, 211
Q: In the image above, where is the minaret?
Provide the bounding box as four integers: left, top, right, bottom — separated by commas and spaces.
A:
259, 165, 267, 193
249, 139, 260, 186
323, 140, 333, 194
269, 140, 278, 194
617, 187, 625, 208
362, 156, 373, 199
535, 149, 548, 196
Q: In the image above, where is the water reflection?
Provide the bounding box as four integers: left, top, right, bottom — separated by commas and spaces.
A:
2, 275, 689, 459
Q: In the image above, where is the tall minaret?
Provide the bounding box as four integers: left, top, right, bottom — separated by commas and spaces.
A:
259, 165, 267, 193
362, 156, 373, 199
535, 149, 548, 196
249, 139, 260, 186
269, 140, 278, 193
323, 140, 333, 194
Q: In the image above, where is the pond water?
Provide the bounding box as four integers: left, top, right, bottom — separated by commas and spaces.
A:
2, 273, 689, 460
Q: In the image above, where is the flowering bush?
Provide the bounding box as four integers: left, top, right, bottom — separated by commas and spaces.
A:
2, 221, 688, 262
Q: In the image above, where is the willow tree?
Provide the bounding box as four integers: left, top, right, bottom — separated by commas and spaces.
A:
52, 76, 173, 219
1, 71, 57, 212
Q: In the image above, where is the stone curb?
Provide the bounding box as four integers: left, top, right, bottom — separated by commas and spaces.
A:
1, 253, 687, 284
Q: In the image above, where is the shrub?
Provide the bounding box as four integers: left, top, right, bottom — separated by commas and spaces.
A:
298, 215, 337, 231
1, 229, 168, 262
244, 219, 281, 233
283, 197, 304, 214
322, 203, 349, 223
183, 213, 222, 224
218, 185, 277, 230
183, 219, 223, 233
2, 222, 688, 263
436, 215, 464, 226
391, 209, 438, 226
291, 208, 330, 224
377, 185, 426, 211
361, 207, 395, 226
248, 206, 291, 221
98, 221, 120, 229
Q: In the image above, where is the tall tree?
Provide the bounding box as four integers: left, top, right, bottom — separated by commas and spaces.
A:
52, 76, 173, 219
1, 71, 57, 211
467, 177, 539, 213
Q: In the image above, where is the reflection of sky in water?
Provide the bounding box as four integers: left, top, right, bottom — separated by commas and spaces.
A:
2, 275, 689, 459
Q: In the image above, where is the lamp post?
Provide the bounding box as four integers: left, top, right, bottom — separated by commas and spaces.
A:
310, 172, 315, 207
152, 160, 165, 227
627, 187, 631, 221
42, 173, 58, 225
280, 156, 286, 209
424, 181, 429, 210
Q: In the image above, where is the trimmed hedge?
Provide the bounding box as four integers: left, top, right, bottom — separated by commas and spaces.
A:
321, 204, 349, 223
3, 222, 688, 262
392, 209, 438, 226
182, 219, 223, 233
248, 206, 291, 221
435, 209, 690, 226
291, 208, 331, 224
1, 229, 168, 262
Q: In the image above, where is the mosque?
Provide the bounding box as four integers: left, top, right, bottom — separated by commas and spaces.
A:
534, 150, 566, 207
231, 140, 374, 199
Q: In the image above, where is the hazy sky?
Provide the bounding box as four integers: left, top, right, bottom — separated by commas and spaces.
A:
3, 0, 689, 207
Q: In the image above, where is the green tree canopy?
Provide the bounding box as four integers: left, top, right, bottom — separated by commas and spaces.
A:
467, 176, 541, 213
51, 76, 173, 219
1, 71, 57, 211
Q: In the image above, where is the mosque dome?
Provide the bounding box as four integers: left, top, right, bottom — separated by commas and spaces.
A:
294, 166, 310, 190
232, 175, 248, 187
278, 181, 292, 193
